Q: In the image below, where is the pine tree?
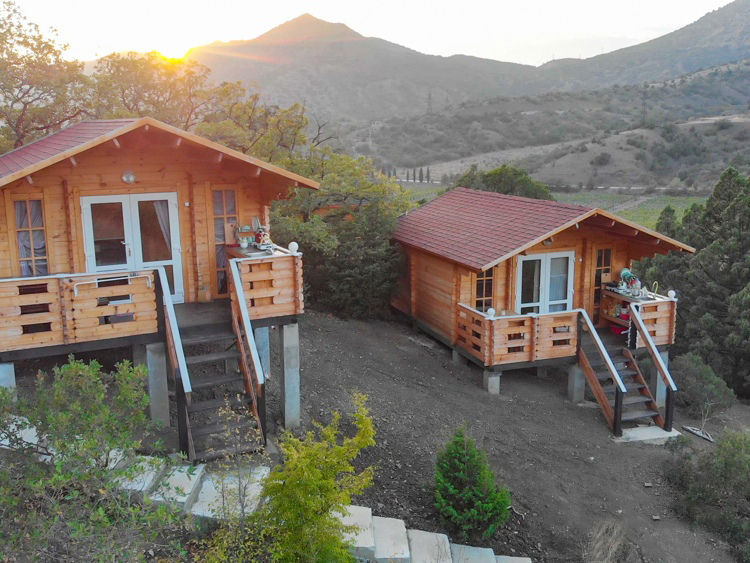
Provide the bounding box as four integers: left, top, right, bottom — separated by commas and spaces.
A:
434, 426, 510, 542
426, 168, 431, 183
413, 167, 416, 182
419, 168, 424, 183
406, 170, 410, 182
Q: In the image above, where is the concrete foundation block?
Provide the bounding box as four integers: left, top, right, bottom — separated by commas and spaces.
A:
653, 350, 669, 408
452, 349, 469, 366
338, 505, 376, 560
407, 529, 451, 563
117, 456, 167, 495
451, 543, 496, 562
0, 362, 16, 401
254, 326, 271, 381
496, 556, 533, 563
372, 516, 410, 562
567, 364, 586, 403
483, 370, 501, 395
150, 464, 206, 510
280, 323, 301, 429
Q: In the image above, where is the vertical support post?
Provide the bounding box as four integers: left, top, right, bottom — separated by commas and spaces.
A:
254, 326, 271, 380
175, 377, 190, 458
452, 349, 469, 366
613, 389, 623, 438
0, 362, 17, 402
567, 363, 585, 403
145, 343, 170, 427
483, 369, 501, 395
280, 322, 301, 429
133, 343, 170, 427
654, 349, 669, 409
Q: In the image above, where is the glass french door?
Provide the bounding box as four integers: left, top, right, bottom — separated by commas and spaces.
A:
81, 193, 184, 303
516, 251, 575, 314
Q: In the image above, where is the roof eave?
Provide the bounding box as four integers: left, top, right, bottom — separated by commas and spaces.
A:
0, 116, 320, 191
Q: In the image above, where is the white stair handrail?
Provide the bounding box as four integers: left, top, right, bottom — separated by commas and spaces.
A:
576, 308, 628, 394
229, 259, 266, 385
630, 305, 677, 392
156, 267, 191, 394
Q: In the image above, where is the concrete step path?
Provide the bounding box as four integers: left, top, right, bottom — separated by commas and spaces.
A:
150, 463, 206, 510
496, 556, 533, 562
373, 515, 411, 562
190, 465, 269, 519
407, 529, 451, 563
339, 505, 376, 560
451, 543, 497, 562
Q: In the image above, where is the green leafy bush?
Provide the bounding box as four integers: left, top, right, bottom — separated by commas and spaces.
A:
665, 431, 750, 562
671, 353, 735, 421
0, 357, 186, 560
198, 393, 375, 562
434, 426, 510, 542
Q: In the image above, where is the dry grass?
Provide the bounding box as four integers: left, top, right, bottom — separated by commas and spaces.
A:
582, 519, 627, 563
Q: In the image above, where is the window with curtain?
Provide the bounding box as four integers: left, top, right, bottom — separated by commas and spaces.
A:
212, 189, 237, 295
475, 269, 494, 312
14, 199, 48, 277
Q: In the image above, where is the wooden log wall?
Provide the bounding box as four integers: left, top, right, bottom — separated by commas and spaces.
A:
0, 127, 282, 304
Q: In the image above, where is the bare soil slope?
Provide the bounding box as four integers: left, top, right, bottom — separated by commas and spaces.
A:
264, 312, 740, 563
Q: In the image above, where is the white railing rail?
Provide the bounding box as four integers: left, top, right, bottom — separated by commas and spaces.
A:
155, 267, 191, 395
229, 259, 266, 385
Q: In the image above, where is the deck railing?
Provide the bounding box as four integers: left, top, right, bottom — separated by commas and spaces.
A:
0, 271, 158, 353
456, 304, 578, 366
629, 297, 677, 347
232, 245, 304, 320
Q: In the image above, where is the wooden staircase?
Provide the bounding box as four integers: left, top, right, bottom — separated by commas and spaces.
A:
580, 333, 663, 435
179, 318, 264, 462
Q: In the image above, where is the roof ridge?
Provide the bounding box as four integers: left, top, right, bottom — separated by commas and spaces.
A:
452, 186, 592, 212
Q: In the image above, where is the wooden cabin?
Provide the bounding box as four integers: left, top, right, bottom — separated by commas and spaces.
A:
0, 118, 317, 461
393, 188, 696, 436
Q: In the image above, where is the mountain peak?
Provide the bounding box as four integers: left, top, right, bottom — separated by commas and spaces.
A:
254, 13, 362, 45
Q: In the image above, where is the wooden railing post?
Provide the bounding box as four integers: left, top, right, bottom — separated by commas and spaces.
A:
613, 388, 624, 438
664, 388, 674, 432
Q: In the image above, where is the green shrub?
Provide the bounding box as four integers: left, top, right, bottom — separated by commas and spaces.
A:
666, 430, 750, 562
198, 393, 375, 562
434, 426, 510, 542
0, 357, 186, 560
671, 353, 735, 422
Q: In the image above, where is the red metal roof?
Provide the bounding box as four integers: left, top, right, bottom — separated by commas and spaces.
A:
0, 119, 138, 180
394, 188, 593, 270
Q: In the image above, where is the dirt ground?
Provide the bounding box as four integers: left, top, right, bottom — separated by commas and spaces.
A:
13, 311, 748, 562
262, 312, 743, 563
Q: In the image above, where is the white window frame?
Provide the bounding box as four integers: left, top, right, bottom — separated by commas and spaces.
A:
516, 250, 575, 314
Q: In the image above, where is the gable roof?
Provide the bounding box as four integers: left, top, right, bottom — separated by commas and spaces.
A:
0, 117, 319, 190
393, 187, 694, 270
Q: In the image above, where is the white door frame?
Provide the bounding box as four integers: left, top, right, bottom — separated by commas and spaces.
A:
516, 250, 575, 314
81, 193, 184, 303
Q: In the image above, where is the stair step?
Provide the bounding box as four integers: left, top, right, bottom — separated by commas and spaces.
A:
372, 516, 410, 562
191, 373, 244, 390
186, 349, 240, 366
602, 383, 647, 394
590, 355, 629, 368
338, 505, 376, 560
609, 395, 653, 407
191, 417, 257, 438
187, 394, 252, 413
595, 368, 638, 381
193, 442, 263, 462
181, 329, 236, 346
150, 464, 206, 510
620, 409, 660, 422
451, 543, 496, 562
407, 529, 451, 563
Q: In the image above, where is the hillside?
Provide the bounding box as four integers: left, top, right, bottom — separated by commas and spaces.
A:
186, 14, 534, 121
186, 2, 750, 121
360, 60, 750, 188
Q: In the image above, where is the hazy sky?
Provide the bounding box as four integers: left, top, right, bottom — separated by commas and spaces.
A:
20, 0, 734, 65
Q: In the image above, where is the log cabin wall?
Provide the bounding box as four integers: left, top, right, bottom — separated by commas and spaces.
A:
0, 127, 281, 303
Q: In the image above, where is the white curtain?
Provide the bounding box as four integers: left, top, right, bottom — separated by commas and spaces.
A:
15, 200, 46, 276
153, 200, 171, 250
548, 257, 569, 302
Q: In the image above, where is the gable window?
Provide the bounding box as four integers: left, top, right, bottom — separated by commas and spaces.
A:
475, 269, 493, 312
14, 199, 48, 277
